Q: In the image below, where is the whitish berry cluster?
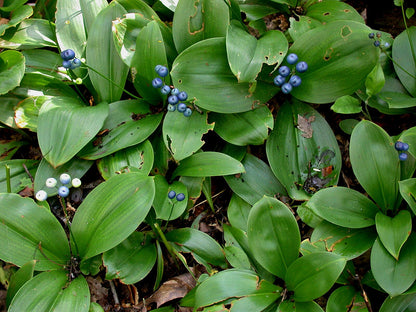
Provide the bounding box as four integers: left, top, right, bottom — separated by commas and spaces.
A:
167, 190, 185, 201
35, 173, 81, 201
152, 65, 193, 117
61, 49, 82, 69
395, 141, 410, 161
273, 53, 308, 94
368, 32, 390, 49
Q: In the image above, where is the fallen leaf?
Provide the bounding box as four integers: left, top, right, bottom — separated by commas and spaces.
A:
297, 114, 315, 138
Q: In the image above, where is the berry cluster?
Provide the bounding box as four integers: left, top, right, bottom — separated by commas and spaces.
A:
395, 141, 410, 161
368, 32, 390, 49
35, 173, 81, 201
61, 49, 82, 69
167, 190, 185, 202
273, 53, 308, 94
152, 65, 192, 117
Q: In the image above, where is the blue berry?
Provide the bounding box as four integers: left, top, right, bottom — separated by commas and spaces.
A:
281, 83, 293, 94
384, 42, 390, 48
289, 75, 302, 87
171, 88, 179, 95
399, 153, 408, 161
168, 190, 176, 199
168, 95, 179, 105
61, 49, 75, 61
62, 60, 72, 68
177, 103, 187, 112
273, 75, 286, 87
152, 77, 163, 88
183, 108, 192, 117
157, 66, 169, 77
368, 33, 375, 39
286, 53, 298, 65
295, 61, 308, 73
278, 66, 291, 77
176, 193, 185, 201
167, 104, 176, 112
155, 65, 162, 73
178, 91, 188, 101
161, 85, 171, 95
395, 141, 404, 151
402, 142, 409, 151
58, 186, 69, 197
70, 58, 81, 69
60, 173, 71, 185
374, 41, 380, 47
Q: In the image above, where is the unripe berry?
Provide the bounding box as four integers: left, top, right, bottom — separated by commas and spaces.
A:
161, 85, 171, 95
45, 178, 57, 188
178, 91, 188, 101
152, 77, 163, 88
183, 108, 192, 117
167, 104, 176, 112
273, 75, 286, 87
157, 66, 169, 77
58, 186, 70, 197
281, 83, 293, 94
72, 178, 81, 188
289, 75, 302, 87
177, 103, 187, 112
60, 173, 71, 185
295, 61, 308, 73
168, 95, 179, 105
278, 65, 291, 77
168, 190, 176, 199
286, 53, 298, 65
74, 78, 83, 85
35, 190, 48, 201
176, 193, 185, 201
399, 153, 408, 161
61, 49, 75, 61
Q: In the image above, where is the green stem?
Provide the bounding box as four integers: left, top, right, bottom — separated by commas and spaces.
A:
82, 63, 141, 100
401, 2, 416, 66
153, 222, 178, 265
381, 48, 416, 80
5, 165, 11, 193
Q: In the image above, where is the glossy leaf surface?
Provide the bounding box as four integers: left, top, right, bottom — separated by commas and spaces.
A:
0, 50, 25, 95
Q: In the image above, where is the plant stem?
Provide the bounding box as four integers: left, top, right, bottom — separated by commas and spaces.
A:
401, 2, 416, 66
153, 222, 178, 263
5, 165, 11, 193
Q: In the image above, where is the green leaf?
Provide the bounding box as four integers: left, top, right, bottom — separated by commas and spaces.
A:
86, 2, 129, 102
0, 159, 38, 193
380, 292, 416, 312
37, 98, 108, 168
310, 221, 377, 260
163, 110, 214, 161
376, 210, 412, 260
103, 231, 157, 284
79, 100, 162, 160
97, 140, 154, 180
210, 106, 274, 146
399, 179, 416, 215
350, 120, 400, 213
226, 20, 287, 83
227, 194, 251, 232
9, 271, 90, 312
79, 0, 107, 36
277, 300, 324, 312
331, 95, 362, 114
153, 175, 188, 220
247, 196, 300, 279
5, 260, 35, 308
170, 37, 277, 113
393, 26, 416, 97
224, 153, 287, 205
266, 100, 342, 200
406, 8, 415, 19
172, 0, 229, 53
194, 269, 281, 309
289, 20, 379, 104
0, 0, 29, 12
0, 50, 25, 95
285, 252, 346, 302
305, 1, 364, 24
378, 92, 416, 109
326, 286, 368, 312
165, 228, 227, 270
71, 173, 155, 259
339, 118, 359, 135
22, 49, 69, 81
172, 152, 245, 178
307, 187, 379, 228
371, 234, 416, 297
365, 62, 385, 98
0, 193, 70, 271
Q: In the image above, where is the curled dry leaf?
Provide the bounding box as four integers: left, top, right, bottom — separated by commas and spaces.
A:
297, 114, 315, 138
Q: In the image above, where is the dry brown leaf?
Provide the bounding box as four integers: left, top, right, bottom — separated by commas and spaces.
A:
86, 276, 108, 306
297, 114, 315, 138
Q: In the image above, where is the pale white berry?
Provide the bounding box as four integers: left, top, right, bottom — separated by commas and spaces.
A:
35, 190, 48, 201
71, 178, 81, 188
45, 177, 57, 188
60, 173, 71, 184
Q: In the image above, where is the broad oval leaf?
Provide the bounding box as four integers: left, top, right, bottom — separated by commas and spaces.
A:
0, 50, 25, 95
224, 153, 287, 205
371, 234, 416, 297
247, 196, 300, 279
71, 173, 155, 260
163, 110, 214, 161
307, 187, 379, 228
153, 175, 188, 220
289, 20, 379, 103
278, 300, 324, 312
5, 260, 35, 307
380, 292, 416, 312
86, 2, 129, 102
285, 252, 346, 302
79, 0, 107, 36
350, 120, 400, 213
0, 193, 70, 271
399, 178, 416, 215
266, 100, 342, 200
194, 269, 281, 309
170, 37, 277, 113
326, 285, 367, 312
9, 271, 89, 312
37, 97, 108, 168
103, 231, 157, 284
376, 210, 412, 260
227, 193, 252, 232
210, 106, 274, 146
0, 5, 32, 37
172, 0, 229, 53
172, 152, 245, 178
306, 1, 364, 24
